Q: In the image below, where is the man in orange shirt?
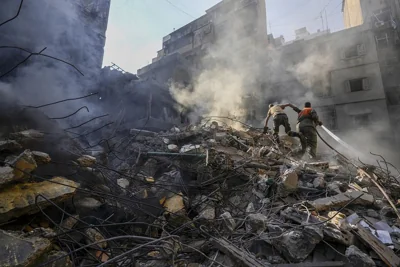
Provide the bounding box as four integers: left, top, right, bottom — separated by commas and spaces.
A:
290, 102, 323, 159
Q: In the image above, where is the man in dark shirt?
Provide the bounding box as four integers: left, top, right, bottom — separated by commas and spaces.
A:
290, 102, 323, 159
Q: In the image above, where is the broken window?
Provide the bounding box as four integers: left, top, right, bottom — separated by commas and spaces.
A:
352, 113, 371, 127
345, 78, 370, 92
342, 44, 366, 59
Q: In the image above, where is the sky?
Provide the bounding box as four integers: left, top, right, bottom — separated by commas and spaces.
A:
102, 0, 345, 74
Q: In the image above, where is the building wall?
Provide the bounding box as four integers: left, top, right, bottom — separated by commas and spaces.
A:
343, 0, 364, 28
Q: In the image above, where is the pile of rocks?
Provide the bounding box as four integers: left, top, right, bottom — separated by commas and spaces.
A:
1, 122, 400, 267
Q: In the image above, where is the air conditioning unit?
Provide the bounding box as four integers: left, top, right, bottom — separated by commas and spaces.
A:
375, 20, 385, 28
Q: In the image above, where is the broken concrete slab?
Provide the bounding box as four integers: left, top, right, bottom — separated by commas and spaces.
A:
271, 226, 323, 262
7, 149, 37, 180
0, 166, 15, 186
76, 155, 96, 167
0, 229, 52, 267
246, 213, 268, 233
0, 139, 22, 152
281, 169, 298, 191
32, 151, 51, 164
0, 177, 79, 223
10, 129, 44, 140
345, 245, 376, 267
310, 191, 374, 211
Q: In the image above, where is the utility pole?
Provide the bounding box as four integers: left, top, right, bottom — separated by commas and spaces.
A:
269, 20, 272, 33
320, 12, 325, 31
325, 8, 329, 32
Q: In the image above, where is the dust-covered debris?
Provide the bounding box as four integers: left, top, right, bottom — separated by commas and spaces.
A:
0, 120, 398, 267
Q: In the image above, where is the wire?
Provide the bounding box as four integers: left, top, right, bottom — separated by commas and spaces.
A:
0, 0, 24, 27
163, 0, 195, 19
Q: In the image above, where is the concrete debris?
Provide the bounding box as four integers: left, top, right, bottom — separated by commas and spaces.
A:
75, 197, 102, 213
281, 169, 298, 191
310, 191, 375, 211
10, 129, 44, 140
271, 226, 323, 262
0, 120, 398, 266
221, 211, 236, 232
0, 177, 78, 223
7, 149, 37, 180
117, 178, 130, 188
31, 151, 51, 164
76, 155, 96, 167
345, 245, 376, 267
85, 228, 107, 249
0, 229, 52, 267
167, 144, 179, 152
0, 140, 22, 152
246, 213, 268, 233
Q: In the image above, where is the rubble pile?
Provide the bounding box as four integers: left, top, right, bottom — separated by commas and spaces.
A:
1, 121, 400, 266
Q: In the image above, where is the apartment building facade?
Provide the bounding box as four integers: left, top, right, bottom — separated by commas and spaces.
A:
137, 0, 267, 87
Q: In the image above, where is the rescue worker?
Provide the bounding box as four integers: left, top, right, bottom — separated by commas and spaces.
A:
263, 103, 303, 144
290, 102, 323, 159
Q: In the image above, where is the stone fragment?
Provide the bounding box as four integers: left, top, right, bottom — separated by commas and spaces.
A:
85, 228, 107, 249
327, 211, 346, 227
117, 178, 130, 189
130, 128, 157, 136
7, 150, 37, 180
75, 197, 102, 213
0, 140, 22, 152
10, 129, 44, 140
0, 177, 78, 223
167, 144, 179, 152
32, 151, 51, 164
77, 155, 96, 167
281, 169, 298, 191
220, 212, 236, 232
246, 213, 268, 233
310, 191, 374, 211
61, 215, 79, 230
313, 176, 326, 189
180, 144, 203, 153
163, 193, 185, 213
346, 245, 376, 267
0, 229, 51, 267
0, 166, 14, 186
246, 202, 255, 213
271, 226, 323, 262
197, 206, 215, 220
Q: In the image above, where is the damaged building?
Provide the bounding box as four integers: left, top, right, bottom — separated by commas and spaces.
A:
138, 0, 268, 93
266, 0, 400, 160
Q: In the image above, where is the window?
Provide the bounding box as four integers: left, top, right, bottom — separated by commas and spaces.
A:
352, 114, 371, 127
342, 44, 366, 59
345, 78, 370, 92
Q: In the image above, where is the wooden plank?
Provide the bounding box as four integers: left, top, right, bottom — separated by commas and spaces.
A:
273, 262, 344, 267
211, 237, 268, 267
355, 223, 400, 267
